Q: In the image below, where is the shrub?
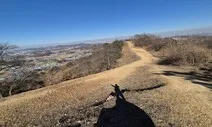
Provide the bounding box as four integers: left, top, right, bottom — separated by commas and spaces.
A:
159, 42, 212, 66
133, 34, 158, 47
132, 34, 212, 66
0, 68, 44, 97
132, 34, 176, 51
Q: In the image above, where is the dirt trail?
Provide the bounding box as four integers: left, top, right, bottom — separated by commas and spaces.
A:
0, 42, 153, 125
0, 42, 212, 126
0, 42, 151, 106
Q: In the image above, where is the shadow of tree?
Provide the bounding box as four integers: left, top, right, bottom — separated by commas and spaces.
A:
94, 84, 155, 127
155, 69, 212, 89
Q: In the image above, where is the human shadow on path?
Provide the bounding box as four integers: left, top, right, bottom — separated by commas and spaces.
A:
95, 84, 155, 127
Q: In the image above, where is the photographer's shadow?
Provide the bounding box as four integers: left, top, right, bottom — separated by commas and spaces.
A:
95, 84, 155, 127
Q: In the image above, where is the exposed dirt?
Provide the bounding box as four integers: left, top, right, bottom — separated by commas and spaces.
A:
116, 42, 140, 67
0, 42, 212, 127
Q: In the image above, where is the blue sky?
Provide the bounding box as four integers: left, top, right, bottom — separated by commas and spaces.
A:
0, 0, 212, 46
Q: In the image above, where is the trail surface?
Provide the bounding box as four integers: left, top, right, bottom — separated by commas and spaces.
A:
0, 42, 211, 126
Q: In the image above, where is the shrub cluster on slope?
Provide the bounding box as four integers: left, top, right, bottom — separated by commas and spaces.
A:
132, 34, 212, 67
45, 40, 124, 85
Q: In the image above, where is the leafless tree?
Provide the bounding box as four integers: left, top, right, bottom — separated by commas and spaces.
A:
0, 43, 19, 71
103, 41, 123, 70
0, 91, 2, 98
5, 67, 33, 96
0, 43, 28, 96
103, 43, 112, 70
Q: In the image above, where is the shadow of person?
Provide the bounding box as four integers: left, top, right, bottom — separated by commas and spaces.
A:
112, 84, 126, 101
95, 84, 155, 127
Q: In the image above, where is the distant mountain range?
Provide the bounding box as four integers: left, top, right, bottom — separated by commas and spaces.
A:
78, 26, 212, 42
20, 36, 131, 49
20, 26, 212, 49
156, 26, 212, 37
71, 36, 131, 44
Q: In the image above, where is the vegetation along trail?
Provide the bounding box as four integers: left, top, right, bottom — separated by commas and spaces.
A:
0, 42, 212, 126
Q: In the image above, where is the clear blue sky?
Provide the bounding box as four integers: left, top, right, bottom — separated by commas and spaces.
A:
0, 0, 212, 46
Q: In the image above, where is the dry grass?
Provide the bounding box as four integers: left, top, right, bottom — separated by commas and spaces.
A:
44, 41, 127, 86
120, 66, 212, 127
57, 65, 212, 127
1, 42, 212, 127
116, 43, 140, 67
133, 34, 212, 67
158, 42, 212, 66
133, 34, 177, 51
45, 41, 139, 86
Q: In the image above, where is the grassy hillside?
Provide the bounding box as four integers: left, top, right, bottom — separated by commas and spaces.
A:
44, 40, 139, 86
0, 41, 140, 97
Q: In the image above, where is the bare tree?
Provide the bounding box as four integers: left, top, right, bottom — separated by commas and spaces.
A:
103, 40, 123, 70
0, 43, 19, 71
0, 43, 28, 96
5, 67, 33, 96
103, 43, 112, 70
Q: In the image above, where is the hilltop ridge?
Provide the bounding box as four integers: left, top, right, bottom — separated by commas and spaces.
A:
0, 42, 212, 127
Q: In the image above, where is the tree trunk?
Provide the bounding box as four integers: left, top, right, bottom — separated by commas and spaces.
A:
9, 84, 14, 96
106, 51, 110, 70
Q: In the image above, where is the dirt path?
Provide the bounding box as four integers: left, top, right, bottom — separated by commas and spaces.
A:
0, 42, 212, 126
148, 65, 212, 126
0, 42, 153, 125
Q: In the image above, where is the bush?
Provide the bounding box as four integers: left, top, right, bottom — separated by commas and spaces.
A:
0, 69, 44, 97
133, 34, 176, 51
159, 42, 212, 66
132, 34, 212, 66
133, 34, 158, 47
184, 35, 212, 48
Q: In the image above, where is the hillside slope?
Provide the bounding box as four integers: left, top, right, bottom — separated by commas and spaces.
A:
0, 42, 212, 126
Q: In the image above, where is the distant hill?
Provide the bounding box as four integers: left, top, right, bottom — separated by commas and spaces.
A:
157, 26, 212, 37
20, 36, 131, 49
71, 36, 131, 44
20, 26, 212, 49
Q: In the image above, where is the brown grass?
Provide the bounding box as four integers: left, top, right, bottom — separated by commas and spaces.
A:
116, 43, 140, 67
132, 34, 212, 67
158, 42, 212, 66
45, 41, 139, 86
44, 41, 125, 86
133, 34, 177, 51
1, 42, 212, 127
